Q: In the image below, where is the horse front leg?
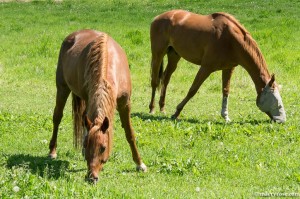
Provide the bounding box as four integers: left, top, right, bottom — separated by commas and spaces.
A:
221, 68, 235, 122
49, 87, 70, 159
172, 67, 212, 119
118, 101, 147, 172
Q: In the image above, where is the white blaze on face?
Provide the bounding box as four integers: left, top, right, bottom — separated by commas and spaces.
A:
257, 84, 286, 123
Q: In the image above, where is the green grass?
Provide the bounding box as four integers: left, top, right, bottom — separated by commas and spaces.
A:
0, 0, 299, 198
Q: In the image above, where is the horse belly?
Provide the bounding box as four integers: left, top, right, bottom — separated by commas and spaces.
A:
171, 39, 205, 65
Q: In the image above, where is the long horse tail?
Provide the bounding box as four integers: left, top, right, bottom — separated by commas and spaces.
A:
72, 93, 86, 149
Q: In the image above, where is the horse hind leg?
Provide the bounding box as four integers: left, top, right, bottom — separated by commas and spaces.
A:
149, 34, 169, 114
159, 47, 181, 113
49, 85, 70, 159
221, 68, 235, 122
118, 99, 147, 172
149, 53, 165, 114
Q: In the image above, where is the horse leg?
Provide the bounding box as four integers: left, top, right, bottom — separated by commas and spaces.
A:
49, 86, 70, 159
221, 68, 235, 122
149, 52, 166, 114
159, 48, 181, 113
149, 32, 170, 114
172, 67, 212, 119
118, 100, 147, 172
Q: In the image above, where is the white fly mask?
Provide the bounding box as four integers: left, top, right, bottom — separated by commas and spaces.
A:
257, 75, 286, 123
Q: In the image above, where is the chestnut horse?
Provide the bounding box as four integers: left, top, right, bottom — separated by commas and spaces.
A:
48, 29, 147, 183
149, 10, 286, 123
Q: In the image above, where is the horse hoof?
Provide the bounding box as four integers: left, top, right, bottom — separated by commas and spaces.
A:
171, 113, 178, 120
149, 109, 155, 114
225, 117, 231, 123
136, 163, 147, 172
160, 108, 166, 114
48, 153, 57, 159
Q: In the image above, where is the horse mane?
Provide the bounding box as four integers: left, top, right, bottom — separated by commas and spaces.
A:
86, 33, 108, 83
213, 12, 270, 78
84, 33, 116, 153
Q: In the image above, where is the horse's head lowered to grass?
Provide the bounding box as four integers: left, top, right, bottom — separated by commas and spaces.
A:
83, 116, 110, 182
257, 74, 286, 123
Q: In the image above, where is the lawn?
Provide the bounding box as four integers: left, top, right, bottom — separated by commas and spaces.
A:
0, 0, 299, 198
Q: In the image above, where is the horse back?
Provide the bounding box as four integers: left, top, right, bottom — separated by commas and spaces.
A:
57, 30, 131, 102
151, 10, 244, 68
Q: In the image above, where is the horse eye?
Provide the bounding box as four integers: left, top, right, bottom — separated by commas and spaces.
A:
99, 146, 106, 153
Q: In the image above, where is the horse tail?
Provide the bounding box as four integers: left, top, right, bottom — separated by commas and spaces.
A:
158, 59, 164, 89
72, 93, 85, 148
150, 58, 164, 90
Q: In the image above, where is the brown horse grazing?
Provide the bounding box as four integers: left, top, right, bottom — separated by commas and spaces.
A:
149, 10, 286, 123
48, 29, 147, 183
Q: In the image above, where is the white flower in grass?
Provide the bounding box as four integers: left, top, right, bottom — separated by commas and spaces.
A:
13, 186, 20, 192
41, 139, 48, 144
195, 187, 200, 192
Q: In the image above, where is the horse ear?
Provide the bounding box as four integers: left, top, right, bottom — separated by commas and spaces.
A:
101, 117, 109, 133
85, 116, 93, 130
268, 74, 275, 87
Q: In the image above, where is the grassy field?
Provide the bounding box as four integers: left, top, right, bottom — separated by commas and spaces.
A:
0, 0, 299, 198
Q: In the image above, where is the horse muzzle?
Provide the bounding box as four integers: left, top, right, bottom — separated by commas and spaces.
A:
272, 115, 286, 123
86, 172, 99, 184
266, 111, 286, 123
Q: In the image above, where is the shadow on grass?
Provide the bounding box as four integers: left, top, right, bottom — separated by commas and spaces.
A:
6, 154, 70, 179
131, 112, 270, 125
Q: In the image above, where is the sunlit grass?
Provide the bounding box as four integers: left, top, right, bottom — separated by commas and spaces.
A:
0, 0, 299, 198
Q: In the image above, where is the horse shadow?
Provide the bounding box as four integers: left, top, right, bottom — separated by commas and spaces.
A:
6, 154, 71, 179
131, 112, 270, 125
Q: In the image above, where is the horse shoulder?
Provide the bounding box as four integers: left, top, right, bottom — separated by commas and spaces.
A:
106, 37, 131, 101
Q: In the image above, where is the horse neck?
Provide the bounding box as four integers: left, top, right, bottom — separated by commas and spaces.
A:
87, 80, 115, 122
244, 62, 270, 95
239, 36, 271, 95
85, 33, 114, 120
